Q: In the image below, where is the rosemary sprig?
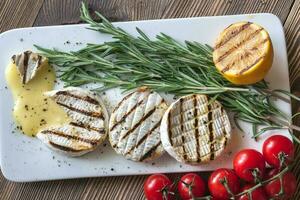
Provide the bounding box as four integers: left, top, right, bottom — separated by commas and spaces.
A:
34, 2, 300, 142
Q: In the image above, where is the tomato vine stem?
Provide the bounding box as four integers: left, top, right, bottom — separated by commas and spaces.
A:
194, 153, 290, 200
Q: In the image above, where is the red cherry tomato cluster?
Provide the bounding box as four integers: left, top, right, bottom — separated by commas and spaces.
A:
143, 135, 297, 200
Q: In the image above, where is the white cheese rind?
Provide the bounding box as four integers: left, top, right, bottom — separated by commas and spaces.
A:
12, 51, 47, 84
37, 87, 109, 157
161, 94, 231, 164
109, 88, 168, 162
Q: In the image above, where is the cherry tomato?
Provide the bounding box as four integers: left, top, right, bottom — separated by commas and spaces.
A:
144, 174, 174, 200
238, 184, 268, 200
262, 135, 294, 168
208, 168, 240, 200
264, 169, 297, 200
233, 149, 266, 182
178, 173, 206, 200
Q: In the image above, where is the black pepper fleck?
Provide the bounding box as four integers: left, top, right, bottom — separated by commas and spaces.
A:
40, 119, 47, 126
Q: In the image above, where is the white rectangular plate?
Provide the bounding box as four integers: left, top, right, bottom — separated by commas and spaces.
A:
0, 13, 291, 182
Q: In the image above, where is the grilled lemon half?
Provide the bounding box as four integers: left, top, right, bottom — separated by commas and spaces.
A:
213, 22, 273, 85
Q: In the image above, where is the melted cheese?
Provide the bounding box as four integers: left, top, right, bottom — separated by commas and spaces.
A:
5, 62, 70, 137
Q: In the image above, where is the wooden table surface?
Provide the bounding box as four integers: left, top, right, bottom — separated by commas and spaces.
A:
0, 0, 299, 199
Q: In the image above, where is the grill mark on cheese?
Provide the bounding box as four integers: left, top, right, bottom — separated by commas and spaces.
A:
207, 99, 215, 161
216, 27, 264, 66
120, 104, 158, 140
69, 121, 105, 134
223, 136, 228, 147
170, 108, 221, 131
56, 101, 104, 119
42, 130, 99, 146
193, 95, 201, 162
180, 98, 188, 160
200, 146, 224, 158
37, 55, 42, 66
215, 22, 252, 49
168, 111, 173, 146
11, 55, 16, 63
49, 141, 83, 152
110, 99, 144, 132
22, 51, 30, 84
125, 119, 162, 156
139, 141, 161, 161
112, 92, 135, 112
222, 109, 230, 146
56, 91, 100, 105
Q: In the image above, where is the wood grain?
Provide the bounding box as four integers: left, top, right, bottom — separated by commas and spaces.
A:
34, 0, 295, 25
0, 0, 300, 199
34, 0, 104, 25
285, 0, 300, 86
0, 0, 44, 33
285, 0, 300, 199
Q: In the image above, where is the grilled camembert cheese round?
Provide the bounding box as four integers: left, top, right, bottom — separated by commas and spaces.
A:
160, 94, 231, 164
109, 88, 168, 162
213, 22, 273, 85
37, 87, 109, 156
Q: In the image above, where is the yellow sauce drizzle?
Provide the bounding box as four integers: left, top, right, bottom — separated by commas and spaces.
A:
5, 62, 70, 137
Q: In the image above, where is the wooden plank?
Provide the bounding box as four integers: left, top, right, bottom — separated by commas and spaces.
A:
34, 0, 294, 25
0, 0, 44, 33
34, 0, 104, 25
285, 0, 300, 86
0, 0, 299, 199
284, 0, 300, 199
161, 0, 294, 22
